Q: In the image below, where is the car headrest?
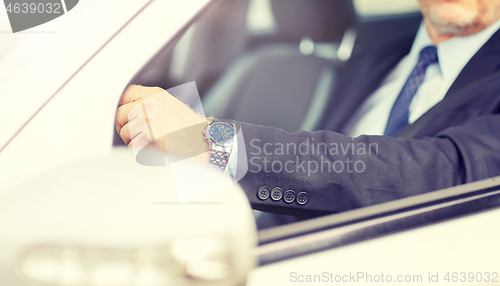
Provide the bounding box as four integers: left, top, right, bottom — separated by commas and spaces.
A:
271, 0, 356, 42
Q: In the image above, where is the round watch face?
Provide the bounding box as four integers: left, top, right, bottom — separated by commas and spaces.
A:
209, 122, 235, 147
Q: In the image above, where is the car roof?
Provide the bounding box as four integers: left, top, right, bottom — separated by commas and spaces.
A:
0, 0, 152, 151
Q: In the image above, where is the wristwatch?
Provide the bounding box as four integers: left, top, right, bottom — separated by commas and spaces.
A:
203, 120, 236, 171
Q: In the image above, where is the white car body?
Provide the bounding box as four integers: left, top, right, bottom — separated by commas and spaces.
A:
0, 0, 209, 192
249, 192, 500, 286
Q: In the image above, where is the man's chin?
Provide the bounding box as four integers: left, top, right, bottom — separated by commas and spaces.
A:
427, 2, 479, 35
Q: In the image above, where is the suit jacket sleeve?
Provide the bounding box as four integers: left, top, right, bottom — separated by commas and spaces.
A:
234, 115, 500, 216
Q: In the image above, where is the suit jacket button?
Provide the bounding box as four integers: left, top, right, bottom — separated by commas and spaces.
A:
283, 190, 296, 203
258, 186, 270, 200
297, 192, 309, 205
271, 187, 283, 201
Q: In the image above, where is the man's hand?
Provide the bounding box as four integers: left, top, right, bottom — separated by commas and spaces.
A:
115, 85, 209, 162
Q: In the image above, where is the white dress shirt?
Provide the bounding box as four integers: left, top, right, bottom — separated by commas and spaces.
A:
344, 18, 500, 137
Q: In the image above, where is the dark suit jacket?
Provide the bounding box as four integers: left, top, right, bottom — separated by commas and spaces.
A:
235, 29, 500, 216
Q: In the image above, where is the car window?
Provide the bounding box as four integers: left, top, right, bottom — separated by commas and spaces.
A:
245, 0, 421, 35
122, 0, 473, 237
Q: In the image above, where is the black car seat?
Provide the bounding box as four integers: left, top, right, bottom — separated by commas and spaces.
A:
202, 0, 357, 132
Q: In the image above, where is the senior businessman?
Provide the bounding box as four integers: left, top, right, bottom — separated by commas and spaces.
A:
115, 0, 500, 216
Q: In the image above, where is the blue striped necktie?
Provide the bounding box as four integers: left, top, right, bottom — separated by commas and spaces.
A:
384, 46, 439, 137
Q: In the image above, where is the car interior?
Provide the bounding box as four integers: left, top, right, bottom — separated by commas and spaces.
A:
112, 0, 425, 227
112, 0, 425, 229
114, 0, 423, 143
